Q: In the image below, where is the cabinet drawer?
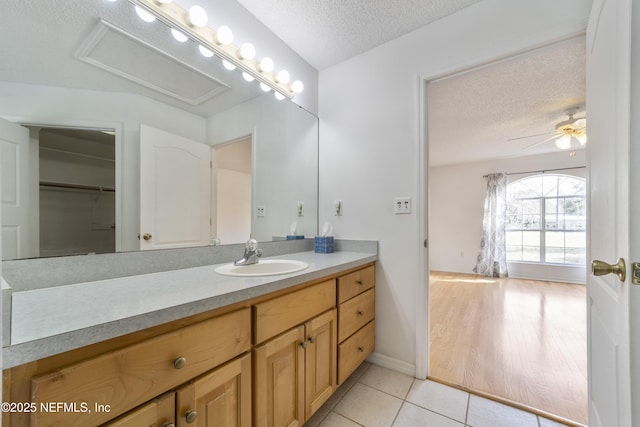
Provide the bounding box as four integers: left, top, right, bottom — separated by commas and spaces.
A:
338, 320, 375, 384
254, 279, 336, 344
338, 288, 375, 342
31, 308, 251, 427
337, 265, 375, 304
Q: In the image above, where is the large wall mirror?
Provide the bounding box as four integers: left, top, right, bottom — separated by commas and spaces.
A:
0, 0, 318, 260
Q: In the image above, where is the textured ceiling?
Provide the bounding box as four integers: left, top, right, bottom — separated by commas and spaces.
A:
428, 36, 586, 166
234, 0, 484, 69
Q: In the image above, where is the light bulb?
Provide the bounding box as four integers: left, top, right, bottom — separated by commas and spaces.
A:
291, 80, 304, 94
276, 69, 290, 84
188, 5, 208, 27
555, 135, 572, 150
171, 28, 188, 42
135, 6, 156, 23
260, 83, 271, 92
242, 72, 255, 82
259, 57, 274, 73
274, 92, 285, 101
216, 26, 233, 45
198, 45, 214, 58
239, 43, 256, 60
222, 60, 236, 71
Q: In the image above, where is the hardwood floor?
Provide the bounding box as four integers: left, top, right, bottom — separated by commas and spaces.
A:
429, 271, 588, 426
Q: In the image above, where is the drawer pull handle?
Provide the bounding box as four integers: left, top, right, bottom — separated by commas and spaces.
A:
308, 336, 315, 344
185, 409, 198, 423
356, 279, 364, 286
358, 346, 365, 353
357, 310, 364, 316
300, 341, 308, 349
173, 356, 187, 369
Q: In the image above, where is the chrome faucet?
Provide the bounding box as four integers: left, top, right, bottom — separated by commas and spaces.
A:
234, 238, 262, 266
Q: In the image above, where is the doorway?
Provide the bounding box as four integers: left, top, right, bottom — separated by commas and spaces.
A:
212, 136, 252, 245
424, 36, 588, 425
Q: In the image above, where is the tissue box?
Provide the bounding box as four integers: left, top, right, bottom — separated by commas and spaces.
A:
314, 236, 334, 253
286, 235, 305, 240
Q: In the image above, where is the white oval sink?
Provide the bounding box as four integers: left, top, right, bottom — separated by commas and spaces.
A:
215, 259, 309, 277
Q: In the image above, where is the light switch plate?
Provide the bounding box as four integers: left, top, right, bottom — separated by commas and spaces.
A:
394, 197, 411, 214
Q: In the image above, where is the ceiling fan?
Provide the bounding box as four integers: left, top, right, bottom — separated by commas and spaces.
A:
509, 107, 587, 156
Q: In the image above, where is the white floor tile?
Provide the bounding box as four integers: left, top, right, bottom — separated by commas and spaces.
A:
334, 383, 403, 427
405, 380, 469, 423
318, 412, 363, 427
359, 364, 415, 399
393, 402, 464, 427
466, 395, 538, 427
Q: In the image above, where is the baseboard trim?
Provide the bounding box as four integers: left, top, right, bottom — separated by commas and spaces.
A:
366, 352, 416, 377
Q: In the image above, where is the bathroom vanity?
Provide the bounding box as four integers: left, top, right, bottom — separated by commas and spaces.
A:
2, 245, 376, 427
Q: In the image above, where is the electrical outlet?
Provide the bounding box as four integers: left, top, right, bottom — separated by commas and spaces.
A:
257, 206, 266, 217
394, 197, 411, 214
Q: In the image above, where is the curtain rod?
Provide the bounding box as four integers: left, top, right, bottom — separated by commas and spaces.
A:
482, 166, 586, 178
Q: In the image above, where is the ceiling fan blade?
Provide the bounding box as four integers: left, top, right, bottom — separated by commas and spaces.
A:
522, 133, 561, 150
507, 131, 556, 142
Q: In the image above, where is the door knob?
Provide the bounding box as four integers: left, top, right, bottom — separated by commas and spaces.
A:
591, 258, 626, 282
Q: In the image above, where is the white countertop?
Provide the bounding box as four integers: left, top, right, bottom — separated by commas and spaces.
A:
3, 251, 376, 368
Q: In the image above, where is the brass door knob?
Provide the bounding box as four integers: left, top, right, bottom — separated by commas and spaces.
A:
591, 258, 626, 282
173, 356, 187, 369
143, 233, 152, 241
185, 410, 198, 424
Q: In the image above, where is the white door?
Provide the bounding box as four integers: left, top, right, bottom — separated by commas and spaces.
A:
586, 0, 632, 425
139, 124, 211, 250
0, 117, 32, 259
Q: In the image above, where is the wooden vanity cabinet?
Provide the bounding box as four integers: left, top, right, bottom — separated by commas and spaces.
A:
252, 280, 337, 426
3, 262, 376, 427
337, 265, 376, 384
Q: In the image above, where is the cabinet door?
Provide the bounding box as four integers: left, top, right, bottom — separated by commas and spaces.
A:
176, 353, 252, 427
253, 326, 305, 427
101, 392, 175, 427
304, 309, 337, 420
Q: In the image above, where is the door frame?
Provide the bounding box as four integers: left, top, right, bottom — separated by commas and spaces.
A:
3, 116, 123, 252
415, 33, 589, 379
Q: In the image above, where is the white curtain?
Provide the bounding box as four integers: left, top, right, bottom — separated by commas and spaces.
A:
473, 173, 508, 277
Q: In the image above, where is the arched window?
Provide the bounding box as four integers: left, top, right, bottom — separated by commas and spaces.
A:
506, 174, 586, 265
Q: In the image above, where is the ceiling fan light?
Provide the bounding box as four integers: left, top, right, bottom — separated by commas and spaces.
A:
555, 135, 572, 150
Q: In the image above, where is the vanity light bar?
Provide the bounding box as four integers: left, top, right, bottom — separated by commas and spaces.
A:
125, 0, 296, 98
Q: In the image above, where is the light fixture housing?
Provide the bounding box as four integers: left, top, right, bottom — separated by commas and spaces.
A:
126, 0, 297, 98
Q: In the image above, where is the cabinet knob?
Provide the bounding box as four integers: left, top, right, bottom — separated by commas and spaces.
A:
185, 410, 198, 424
357, 310, 364, 317
162, 424, 176, 427
308, 336, 315, 344
356, 279, 363, 286
358, 346, 365, 353
300, 340, 308, 349
173, 356, 187, 369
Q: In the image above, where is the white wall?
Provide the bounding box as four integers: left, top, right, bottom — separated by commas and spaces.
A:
318, 0, 592, 373
430, 151, 587, 284
0, 82, 206, 252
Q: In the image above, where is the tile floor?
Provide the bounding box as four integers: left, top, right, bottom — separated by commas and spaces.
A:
305, 363, 572, 427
